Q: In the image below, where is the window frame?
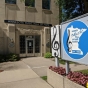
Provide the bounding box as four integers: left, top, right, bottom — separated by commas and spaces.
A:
25, 0, 35, 7
42, 0, 51, 10
5, 0, 16, 4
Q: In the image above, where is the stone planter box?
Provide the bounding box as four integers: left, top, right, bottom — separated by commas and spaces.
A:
47, 68, 64, 88
47, 68, 85, 88
64, 77, 85, 88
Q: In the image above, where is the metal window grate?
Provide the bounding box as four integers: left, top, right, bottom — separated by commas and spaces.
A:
20, 35, 26, 54
35, 35, 40, 53
5, 0, 16, 4
42, 0, 51, 10
25, 0, 35, 7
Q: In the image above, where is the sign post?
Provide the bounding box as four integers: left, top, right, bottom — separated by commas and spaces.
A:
55, 56, 59, 67
66, 61, 70, 75
51, 25, 60, 67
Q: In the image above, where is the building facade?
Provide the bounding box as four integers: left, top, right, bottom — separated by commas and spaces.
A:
84, 0, 88, 13
0, 0, 59, 57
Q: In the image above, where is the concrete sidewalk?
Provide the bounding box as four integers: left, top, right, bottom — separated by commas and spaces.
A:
70, 64, 88, 71
0, 61, 28, 71
0, 69, 39, 83
22, 57, 88, 76
0, 57, 88, 88
0, 57, 88, 76
0, 68, 53, 88
22, 57, 55, 76
0, 78, 53, 88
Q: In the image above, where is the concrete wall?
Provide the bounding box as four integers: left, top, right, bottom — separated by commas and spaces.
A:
0, 0, 7, 54
47, 68, 64, 88
5, 0, 59, 24
64, 78, 85, 88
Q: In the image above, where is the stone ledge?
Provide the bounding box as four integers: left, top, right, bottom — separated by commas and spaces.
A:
47, 68, 64, 88
47, 68, 85, 88
64, 77, 85, 88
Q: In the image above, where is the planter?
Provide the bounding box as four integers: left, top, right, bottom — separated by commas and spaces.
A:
47, 68, 85, 88
64, 77, 85, 88
47, 68, 64, 88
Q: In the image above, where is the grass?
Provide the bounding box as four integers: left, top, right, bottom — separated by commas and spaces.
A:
58, 58, 76, 65
41, 76, 47, 81
52, 58, 76, 65
59, 59, 66, 64
76, 69, 88, 75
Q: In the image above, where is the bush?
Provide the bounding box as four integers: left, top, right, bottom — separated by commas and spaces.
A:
0, 53, 20, 63
6, 53, 19, 61
44, 52, 53, 58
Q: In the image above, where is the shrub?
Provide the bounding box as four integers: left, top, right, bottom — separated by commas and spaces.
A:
6, 53, 19, 61
0, 53, 20, 63
44, 52, 52, 58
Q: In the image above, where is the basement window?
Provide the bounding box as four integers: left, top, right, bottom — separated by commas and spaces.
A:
25, 0, 35, 7
42, 0, 51, 10
5, 0, 16, 4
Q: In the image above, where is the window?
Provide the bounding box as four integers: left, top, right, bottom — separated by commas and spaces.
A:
25, 0, 35, 7
20, 36, 26, 54
42, 0, 50, 10
5, 0, 16, 4
35, 35, 40, 53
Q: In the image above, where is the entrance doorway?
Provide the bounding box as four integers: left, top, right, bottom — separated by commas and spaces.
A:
20, 35, 41, 57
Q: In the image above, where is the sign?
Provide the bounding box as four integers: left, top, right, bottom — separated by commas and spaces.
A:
61, 13, 88, 65
9, 42, 14, 48
4, 20, 52, 27
51, 25, 60, 57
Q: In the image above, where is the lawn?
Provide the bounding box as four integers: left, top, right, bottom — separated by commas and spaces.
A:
76, 69, 88, 75
57, 58, 76, 65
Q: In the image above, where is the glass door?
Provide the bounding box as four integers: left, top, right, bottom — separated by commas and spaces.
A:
26, 39, 34, 56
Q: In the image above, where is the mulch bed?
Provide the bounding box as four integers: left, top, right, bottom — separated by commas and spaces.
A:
0, 70, 4, 72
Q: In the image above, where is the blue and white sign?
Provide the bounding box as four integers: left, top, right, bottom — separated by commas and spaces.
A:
61, 13, 88, 65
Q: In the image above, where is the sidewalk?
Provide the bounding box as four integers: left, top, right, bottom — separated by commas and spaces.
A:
0, 69, 39, 83
0, 57, 88, 88
70, 63, 88, 71
0, 68, 53, 88
22, 57, 88, 76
